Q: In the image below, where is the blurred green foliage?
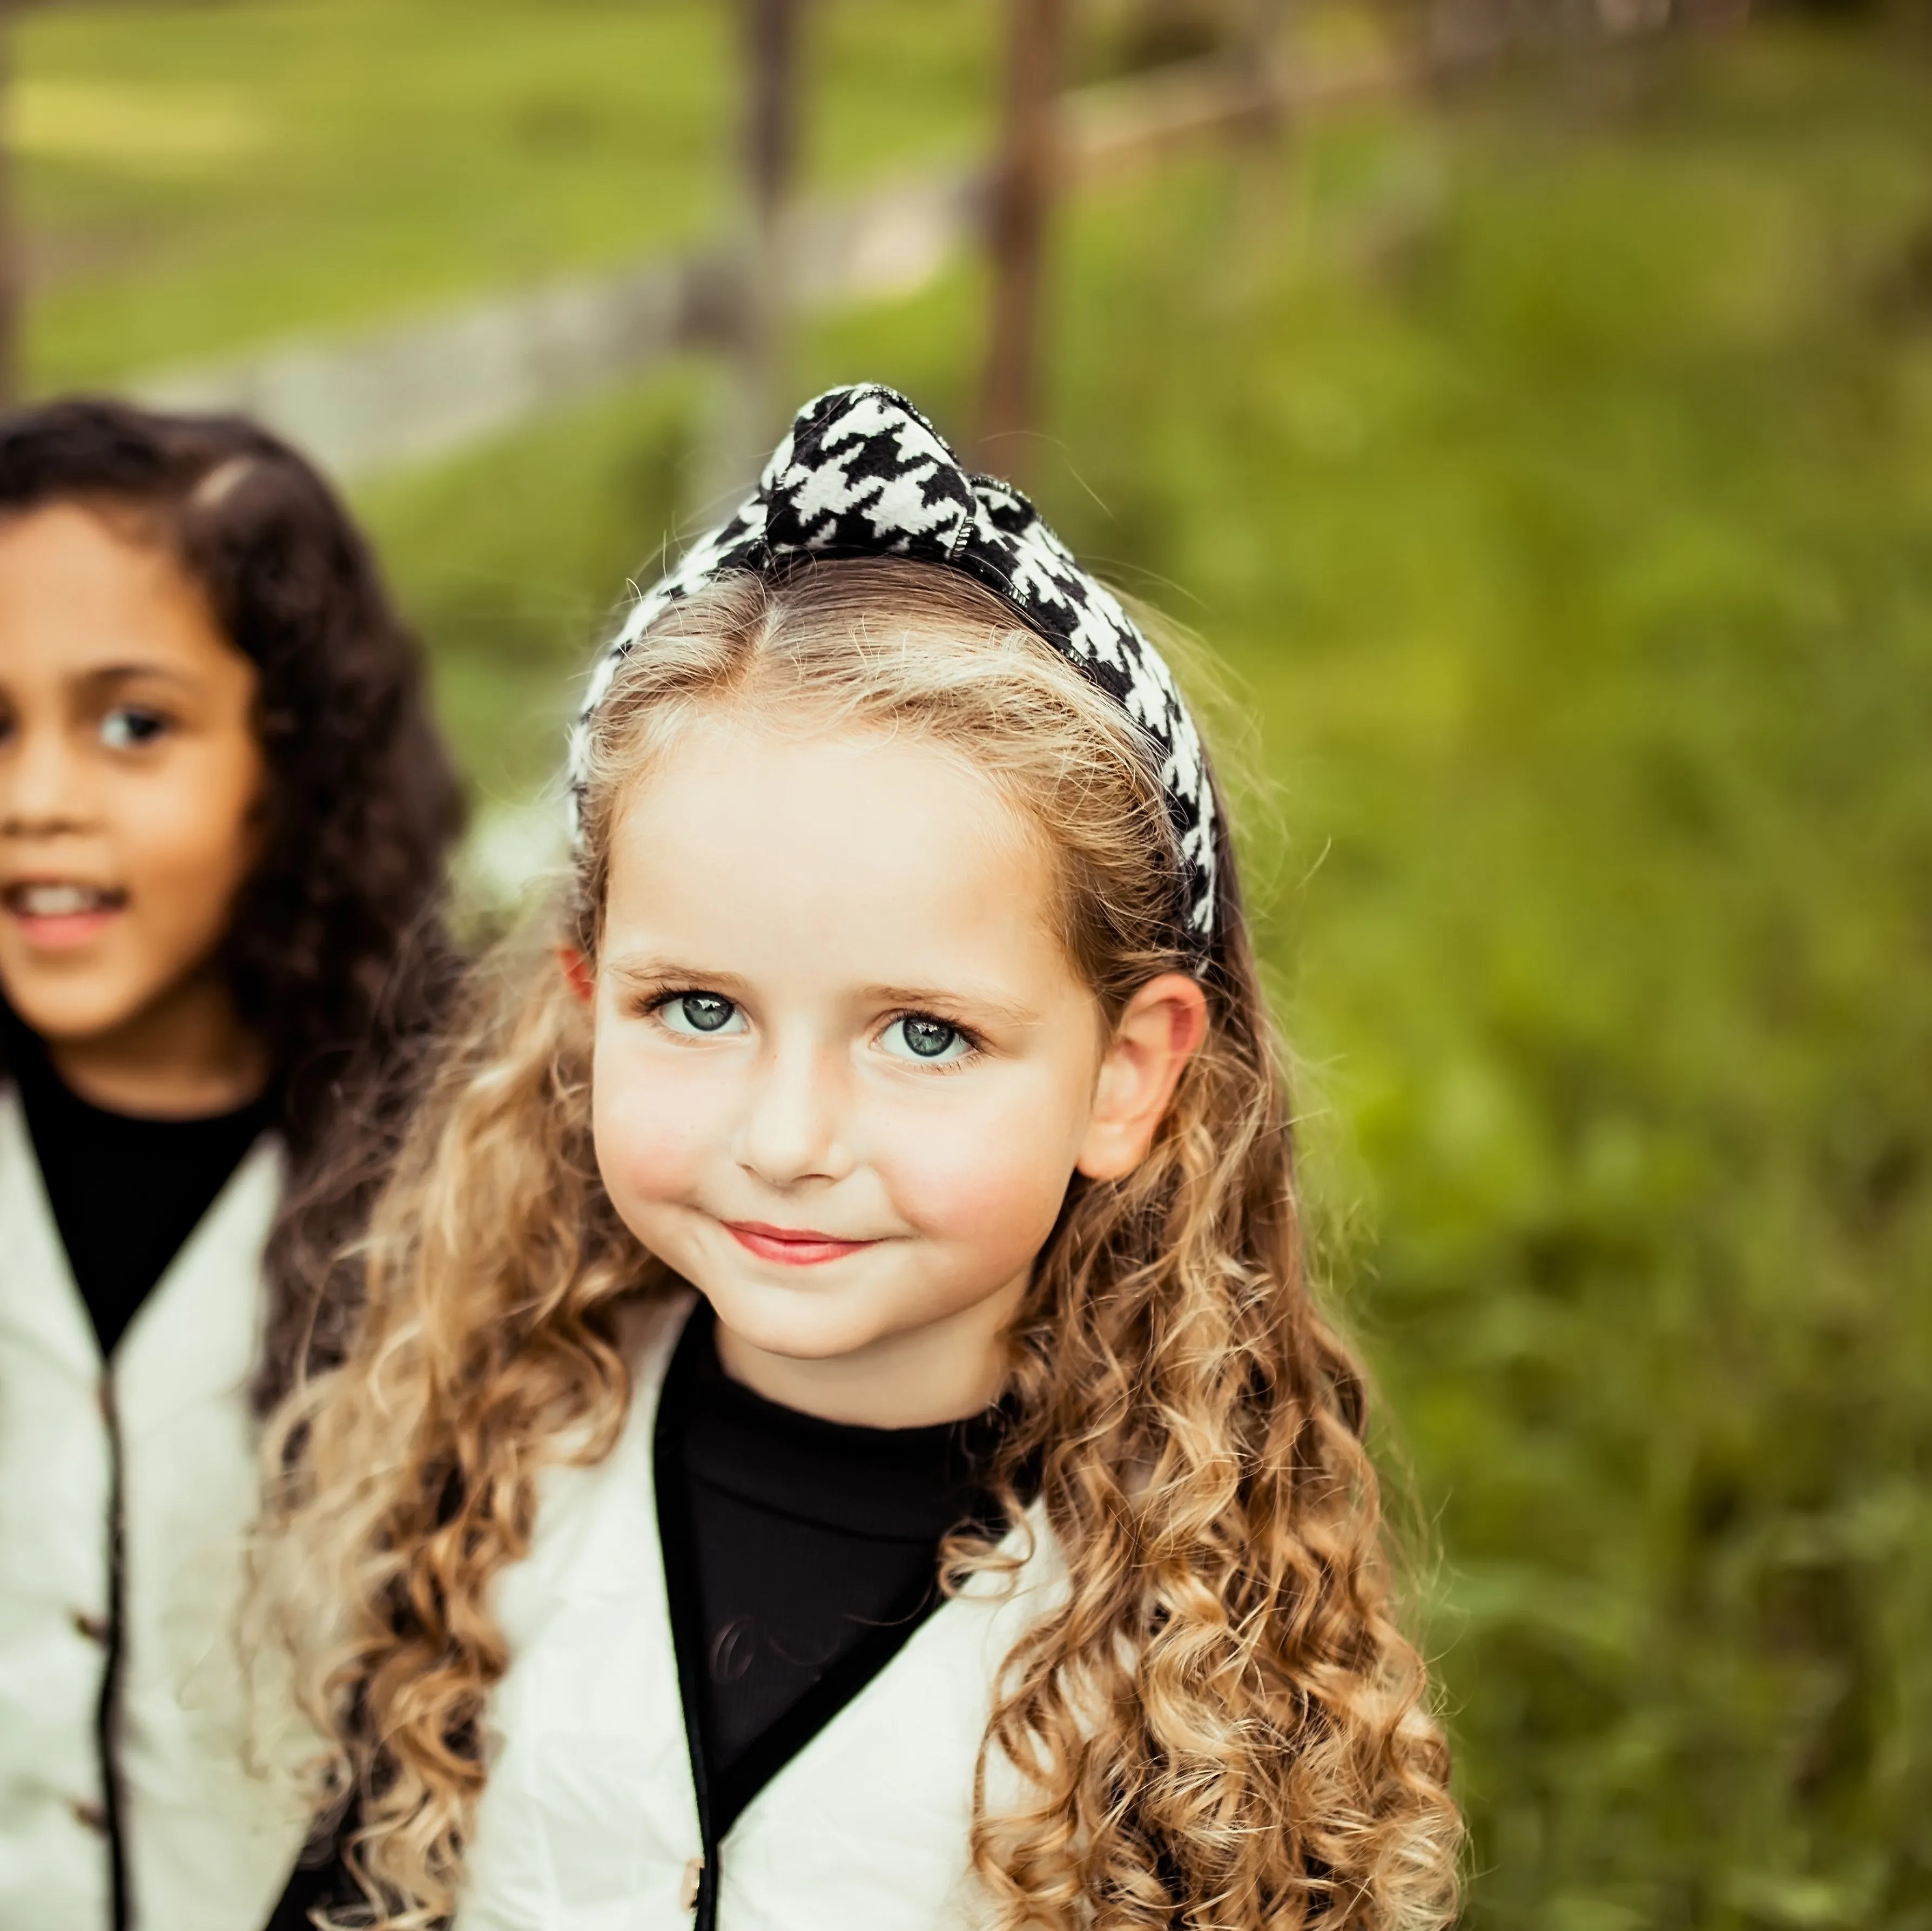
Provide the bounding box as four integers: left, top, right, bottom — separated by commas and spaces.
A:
15, 0, 995, 385
20, 4, 1932, 1925
1027, 36, 1932, 1927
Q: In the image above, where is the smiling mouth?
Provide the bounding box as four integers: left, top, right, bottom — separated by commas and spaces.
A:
2, 881, 129, 946
5, 882, 127, 917
725, 1221, 879, 1267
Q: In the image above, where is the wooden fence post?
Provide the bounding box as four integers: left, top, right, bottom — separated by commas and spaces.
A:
748, 0, 801, 235
1245, 0, 1295, 105
978, 0, 1074, 472
739, 0, 800, 445
695, 0, 802, 510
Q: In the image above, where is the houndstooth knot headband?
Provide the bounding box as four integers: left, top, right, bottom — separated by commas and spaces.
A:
569, 383, 1220, 953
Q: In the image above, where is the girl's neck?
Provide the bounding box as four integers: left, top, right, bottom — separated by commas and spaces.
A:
48, 967, 270, 1120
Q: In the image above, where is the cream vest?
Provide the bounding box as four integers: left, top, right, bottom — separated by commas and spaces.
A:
0, 1085, 312, 1931
456, 1293, 1065, 1931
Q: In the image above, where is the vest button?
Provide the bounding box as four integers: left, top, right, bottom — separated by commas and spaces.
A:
679, 1855, 704, 1912
72, 1609, 110, 1645
70, 1798, 109, 1833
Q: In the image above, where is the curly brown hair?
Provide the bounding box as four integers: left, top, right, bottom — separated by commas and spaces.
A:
260, 561, 1459, 1929
0, 394, 466, 1410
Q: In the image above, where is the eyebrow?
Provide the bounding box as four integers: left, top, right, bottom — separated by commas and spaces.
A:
862, 983, 1041, 1028
604, 956, 755, 999
0, 663, 203, 708
77, 663, 202, 693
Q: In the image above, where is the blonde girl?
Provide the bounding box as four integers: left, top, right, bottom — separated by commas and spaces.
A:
262, 386, 1459, 1930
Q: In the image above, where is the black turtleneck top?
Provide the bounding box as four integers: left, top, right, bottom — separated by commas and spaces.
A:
9, 1019, 273, 1356
656, 1299, 1007, 1835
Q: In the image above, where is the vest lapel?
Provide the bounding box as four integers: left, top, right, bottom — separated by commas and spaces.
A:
457, 1293, 703, 1930
108, 1135, 302, 1931
0, 1085, 99, 1381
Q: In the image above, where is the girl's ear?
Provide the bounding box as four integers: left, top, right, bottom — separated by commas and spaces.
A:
558, 946, 596, 1006
1076, 972, 1209, 1182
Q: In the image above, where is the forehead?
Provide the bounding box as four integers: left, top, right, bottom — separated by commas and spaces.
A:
0, 500, 236, 687
602, 718, 1070, 993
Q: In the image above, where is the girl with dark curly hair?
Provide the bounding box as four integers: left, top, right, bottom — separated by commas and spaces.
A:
0, 397, 464, 1931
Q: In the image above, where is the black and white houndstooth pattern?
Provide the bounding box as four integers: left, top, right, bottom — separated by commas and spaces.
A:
570, 383, 1219, 949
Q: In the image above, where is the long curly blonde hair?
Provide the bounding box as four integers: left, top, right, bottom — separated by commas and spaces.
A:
258, 558, 1460, 1929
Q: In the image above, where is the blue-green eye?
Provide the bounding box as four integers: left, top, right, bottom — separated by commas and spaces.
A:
881, 1016, 969, 1064
100, 707, 170, 751
659, 992, 742, 1037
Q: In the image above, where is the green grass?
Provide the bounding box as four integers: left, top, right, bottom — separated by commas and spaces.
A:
16, 0, 998, 387
28, 3, 1932, 1923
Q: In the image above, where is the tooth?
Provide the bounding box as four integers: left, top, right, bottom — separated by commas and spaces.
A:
21, 885, 103, 915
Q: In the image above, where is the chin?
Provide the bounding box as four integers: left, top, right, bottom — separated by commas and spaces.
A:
0, 976, 143, 1045
705, 1273, 890, 1364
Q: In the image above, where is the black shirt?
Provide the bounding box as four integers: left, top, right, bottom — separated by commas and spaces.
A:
10, 1022, 274, 1356
658, 1300, 1006, 1834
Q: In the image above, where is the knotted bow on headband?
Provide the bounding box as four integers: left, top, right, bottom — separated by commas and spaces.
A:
569, 383, 1220, 953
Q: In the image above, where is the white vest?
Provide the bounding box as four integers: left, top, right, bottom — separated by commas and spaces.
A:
457, 1294, 1065, 1931
0, 1085, 312, 1931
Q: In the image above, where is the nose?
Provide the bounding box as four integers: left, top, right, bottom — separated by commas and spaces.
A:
734, 1030, 854, 1190
0, 720, 95, 838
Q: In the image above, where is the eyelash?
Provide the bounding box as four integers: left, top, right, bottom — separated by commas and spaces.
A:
639, 988, 986, 1070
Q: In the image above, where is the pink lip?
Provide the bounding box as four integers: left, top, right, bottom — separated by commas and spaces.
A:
4, 906, 122, 951
726, 1221, 877, 1267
